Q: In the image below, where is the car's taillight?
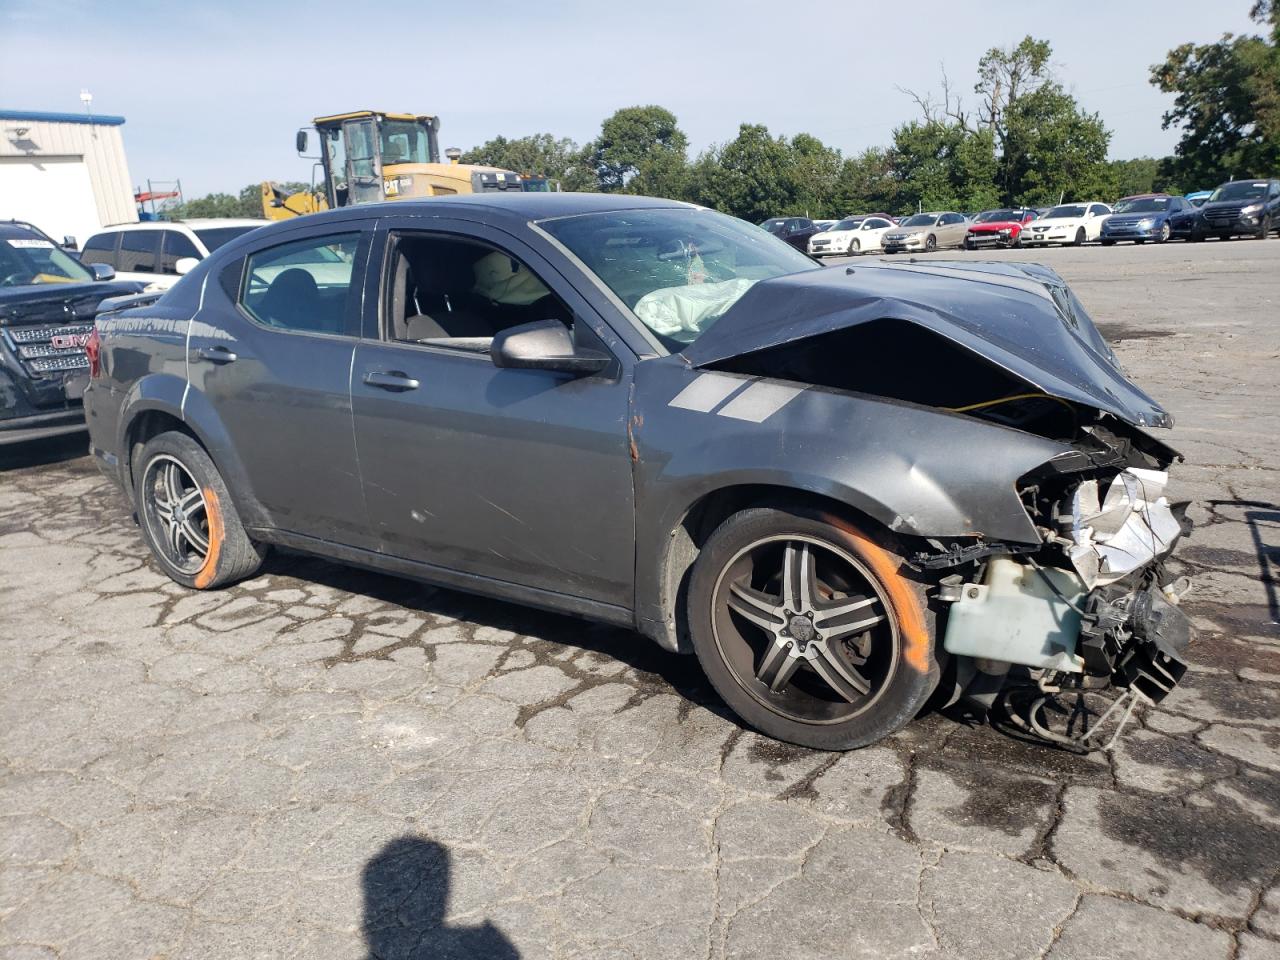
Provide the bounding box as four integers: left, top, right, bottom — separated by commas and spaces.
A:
85, 326, 102, 378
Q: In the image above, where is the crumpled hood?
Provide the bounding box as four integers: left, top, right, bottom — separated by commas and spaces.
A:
682, 260, 1172, 429
0, 280, 145, 325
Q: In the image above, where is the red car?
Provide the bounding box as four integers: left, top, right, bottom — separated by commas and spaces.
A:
964, 208, 1038, 250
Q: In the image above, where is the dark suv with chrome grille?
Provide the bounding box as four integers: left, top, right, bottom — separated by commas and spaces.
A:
1, 221, 144, 444
1195, 178, 1280, 240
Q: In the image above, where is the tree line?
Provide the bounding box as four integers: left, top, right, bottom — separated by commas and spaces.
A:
169, 10, 1278, 222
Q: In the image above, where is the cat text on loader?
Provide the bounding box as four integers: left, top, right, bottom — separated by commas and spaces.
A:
261, 110, 557, 221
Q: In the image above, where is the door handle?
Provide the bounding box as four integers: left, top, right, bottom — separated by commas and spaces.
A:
195, 345, 238, 364
363, 370, 420, 392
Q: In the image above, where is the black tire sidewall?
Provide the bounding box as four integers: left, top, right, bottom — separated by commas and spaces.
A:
686, 506, 938, 750
132, 431, 259, 589
926, 235, 937, 252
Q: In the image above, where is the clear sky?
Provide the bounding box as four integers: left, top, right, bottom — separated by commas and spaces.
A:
0, 0, 1261, 198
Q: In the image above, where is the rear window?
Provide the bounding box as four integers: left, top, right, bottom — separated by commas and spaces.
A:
195, 225, 261, 253
81, 233, 117, 268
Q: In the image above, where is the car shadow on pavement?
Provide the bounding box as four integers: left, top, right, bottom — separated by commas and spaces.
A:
262, 550, 736, 721
0, 432, 88, 471
363, 836, 519, 959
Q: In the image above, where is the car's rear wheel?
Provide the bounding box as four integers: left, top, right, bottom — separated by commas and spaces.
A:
686, 506, 939, 750
925, 234, 937, 252
1073, 227, 1086, 246
133, 431, 264, 589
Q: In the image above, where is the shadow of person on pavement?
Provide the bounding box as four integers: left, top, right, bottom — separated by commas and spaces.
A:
362, 836, 519, 960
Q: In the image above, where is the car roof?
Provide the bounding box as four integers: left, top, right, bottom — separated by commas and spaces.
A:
0, 221, 49, 240
92, 219, 268, 233
1116, 193, 1172, 201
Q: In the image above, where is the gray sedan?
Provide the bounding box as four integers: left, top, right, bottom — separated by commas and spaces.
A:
85, 194, 1194, 751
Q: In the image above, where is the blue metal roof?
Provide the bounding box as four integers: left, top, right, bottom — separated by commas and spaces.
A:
0, 109, 126, 127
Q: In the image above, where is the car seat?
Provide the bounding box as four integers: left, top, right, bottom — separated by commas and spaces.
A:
259, 268, 323, 331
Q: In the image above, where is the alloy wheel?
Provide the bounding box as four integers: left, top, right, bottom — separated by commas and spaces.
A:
141, 454, 211, 574
711, 536, 900, 724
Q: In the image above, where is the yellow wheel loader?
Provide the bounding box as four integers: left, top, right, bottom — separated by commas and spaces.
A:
262, 111, 556, 221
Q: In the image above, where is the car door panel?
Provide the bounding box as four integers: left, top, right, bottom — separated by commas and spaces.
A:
185, 226, 374, 547
350, 218, 636, 608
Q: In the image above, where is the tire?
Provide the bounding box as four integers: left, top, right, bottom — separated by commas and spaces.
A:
1073, 227, 1086, 246
850, 238, 860, 255
1156, 222, 1171, 243
132, 430, 265, 589
925, 234, 937, 252
686, 506, 939, 750
1100, 239, 1115, 247
1259, 215, 1273, 239
1134, 239, 1146, 245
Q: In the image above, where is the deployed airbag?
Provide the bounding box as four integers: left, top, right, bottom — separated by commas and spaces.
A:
634, 278, 755, 343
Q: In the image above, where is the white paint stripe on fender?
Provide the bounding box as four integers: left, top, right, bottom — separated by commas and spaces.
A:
717, 381, 805, 423
668, 372, 748, 413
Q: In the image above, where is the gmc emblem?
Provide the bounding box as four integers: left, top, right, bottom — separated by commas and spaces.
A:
51, 333, 91, 349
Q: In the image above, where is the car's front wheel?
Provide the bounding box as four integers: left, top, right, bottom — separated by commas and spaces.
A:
925, 234, 937, 252
850, 238, 860, 254
686, 506, 939, 750
133, 431, 265, 589
1073, 227, 1086, 246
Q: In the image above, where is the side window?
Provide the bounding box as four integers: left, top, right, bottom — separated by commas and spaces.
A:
80, 233, 117, 268
1270, 182, 1280, 199
1090, 204, 1109, 217
118, 231, 160, 273
383, 233, 572, 348
159, 231, 201, 274
240, 233, 361, 336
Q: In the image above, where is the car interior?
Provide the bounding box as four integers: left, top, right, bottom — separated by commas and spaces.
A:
384, 235, 574, 350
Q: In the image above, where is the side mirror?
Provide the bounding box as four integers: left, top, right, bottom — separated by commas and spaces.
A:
296, 129, 309, 154
490, 319, 610, 376
175, 257, 200, 276
63, 235, 78, 251
90, 263, 116, 281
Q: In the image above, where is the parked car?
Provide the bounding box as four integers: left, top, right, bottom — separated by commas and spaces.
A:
1194, 179, 1280, 240
759, 217, 820, 252
85, 194, 1195, 750
807, 215, 896, 256
880, 211, 970, 253
813, 220, 838, 233
1021, 202, 1112, 246
79, 219, 267, 291
963, 208, 1038, 249
0, 220, 144, 444
1099, 194, 1196, 245
1184, 191, 1213, 207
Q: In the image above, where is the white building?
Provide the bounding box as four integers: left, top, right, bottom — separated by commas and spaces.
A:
0, 109, 139, 247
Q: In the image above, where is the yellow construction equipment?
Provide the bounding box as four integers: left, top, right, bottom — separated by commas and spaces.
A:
262, 110, 556, 220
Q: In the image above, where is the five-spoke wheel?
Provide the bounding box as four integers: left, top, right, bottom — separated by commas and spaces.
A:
688, 506, 938, 749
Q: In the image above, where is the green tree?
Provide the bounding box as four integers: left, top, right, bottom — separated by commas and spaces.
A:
1150, 1, 1280, 186
461, 134, 595, 190
785, 133, 843, 218
832, 147, 900, 216
888, 121, 999, 213
165, 182, 310, 220
587, 106, 689, 196
1001, 85, 1113, 204
686, 124, 795, 222
1106, 157, 1176, 198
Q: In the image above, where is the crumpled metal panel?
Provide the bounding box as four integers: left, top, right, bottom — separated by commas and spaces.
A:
681, 259, 1171, 429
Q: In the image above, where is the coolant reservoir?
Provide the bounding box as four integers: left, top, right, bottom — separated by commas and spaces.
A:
942, 557, 1086, 672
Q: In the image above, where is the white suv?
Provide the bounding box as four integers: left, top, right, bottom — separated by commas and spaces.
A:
79, 219, 267, 290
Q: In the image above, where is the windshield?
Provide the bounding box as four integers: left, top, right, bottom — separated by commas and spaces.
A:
899, 214, 937, 227
195, 226, 261, 253
542, 208, 819, 350
1209, 181, 1267, 202
1112, 197, 1171, 214
1046, 205, 1087, 219
833, 218, 864, 231
379, 120, 434, 164
975, 209, 1020, 223
0, 234, 93, 286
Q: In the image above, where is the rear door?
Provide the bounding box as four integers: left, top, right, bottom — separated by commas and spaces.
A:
116, 230, 161, 284
349, 217, 636, 608
186, 224, 375, 547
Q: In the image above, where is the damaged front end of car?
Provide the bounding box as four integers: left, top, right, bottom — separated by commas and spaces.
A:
677, 258, 1197, 750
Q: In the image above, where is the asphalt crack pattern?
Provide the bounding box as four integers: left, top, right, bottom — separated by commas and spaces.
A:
3, 243, 1279, 958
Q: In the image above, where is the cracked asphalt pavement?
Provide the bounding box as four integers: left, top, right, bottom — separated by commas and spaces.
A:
2, 240, 1278, 959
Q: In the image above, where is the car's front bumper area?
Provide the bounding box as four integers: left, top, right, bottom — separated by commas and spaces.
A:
965, 231, 1017, 248
808, 240, 848, 256
1199, 212, 1268, 236
1102, 223, 1160, 241
1022, 230, 1074, 244
0, 407, 87, 445
881, 235, 926, 252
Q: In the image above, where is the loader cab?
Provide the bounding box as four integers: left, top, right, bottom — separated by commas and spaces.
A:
308, 111, 443, 209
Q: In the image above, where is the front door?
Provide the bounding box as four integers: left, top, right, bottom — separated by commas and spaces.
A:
343, 119, 384, 206
186, 225, 374, 546
350, 220, 636, 609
